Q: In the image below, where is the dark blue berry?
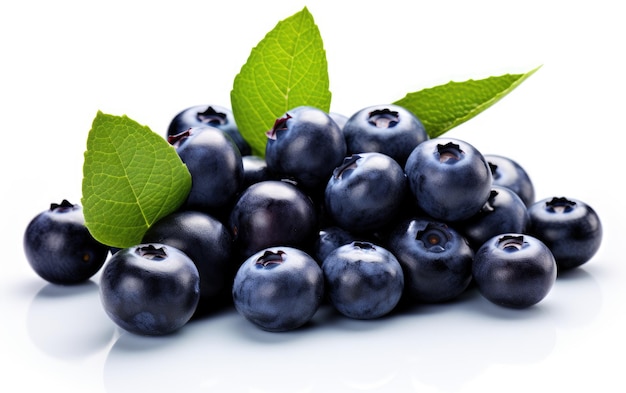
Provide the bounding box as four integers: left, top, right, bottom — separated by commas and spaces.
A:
457, 185, 530, 250
265, 106, 347, 191
23, 200, 109, 285
324, 152, 408, 234
141, 210, 234, 315
169, 126, 244, 213
387, 217, 474, 303
167, 104, 251, 156
228, 180, 318, 261
232, 247, 324, 331
313, 226, 361, 264
527, 196, 602, 271
404, 137, 492, 222
99, 243, 200, 335
241, 155, 277, 190
322, 241, 404, 319
473, 234, 557, 308
342, 104, 428, 166
485, 154, 535, 207
329, 112, 349, 130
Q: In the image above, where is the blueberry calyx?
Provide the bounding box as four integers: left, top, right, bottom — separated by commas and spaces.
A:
352, 241, 376, 251
545, 196, 576, 213
416, 223, 452, 253
266, 114, 292, 140
255, 250, 286, 268
497, 235, 526, 252
488, 162, 500, 179
368, 108, 399, 128
197, 106, 227, 126
167, 128, 193, 147
136, 244, 168, 261
332, 155, 360, 179
436, 142, 464, 163
478, 189, 499, 215
50, 199, 75, 212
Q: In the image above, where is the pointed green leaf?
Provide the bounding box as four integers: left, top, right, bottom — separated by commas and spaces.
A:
394, 66, 541, 138
81, 112, 191, 248
231, 6, 331, 157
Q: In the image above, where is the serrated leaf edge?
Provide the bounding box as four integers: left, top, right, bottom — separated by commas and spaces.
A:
395, 65, 542, 138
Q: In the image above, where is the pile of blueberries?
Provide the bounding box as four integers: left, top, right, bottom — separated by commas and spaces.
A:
23, 104, 603, 335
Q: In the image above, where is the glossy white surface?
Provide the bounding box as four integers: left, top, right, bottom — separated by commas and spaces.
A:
2, 1, 624, 392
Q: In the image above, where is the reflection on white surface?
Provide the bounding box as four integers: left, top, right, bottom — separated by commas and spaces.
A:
94, 267, 602, 393
548, 268, 603, 328
26, 281, 116, 360
16, 249, 604, 392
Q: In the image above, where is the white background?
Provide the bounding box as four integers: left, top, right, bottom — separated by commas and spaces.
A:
1, 1, 623, 392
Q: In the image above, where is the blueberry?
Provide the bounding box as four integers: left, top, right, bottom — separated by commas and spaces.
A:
387, 217, 474, 303
167, 104, 251, 156
527, 196, 602, 271
329, 112, 349, 130
473, 234, 557, 308
457, 185, 530, 250
169, 126, 244, 213
241, 155, 277, 190
313, 226, 360, 265
23, 200, 109, 285
228, 180, 318, 261
265, 106, 347, 191
485, 154, 535, 207
342, 104, 428, 166
322, 241, 404, 319
232, 247, 324, 331
324, 152, 408, 234
141, 210, 234, 315
99, 244, 200, 335
404, 138, 493, 222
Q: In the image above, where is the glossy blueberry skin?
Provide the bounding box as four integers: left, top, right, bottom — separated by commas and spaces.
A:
325, 152, 408, 234
404, 137, 493, 222
265, 106, 347, 191
241, 155, 277, 190
485, 154, 535, 207
228, 180, 318, 261
329, 112, 349, 130
167, 104, 251, 156
387, 217, 474, 303
457, 185, 530, 250
232, 247, 324, 332
23, 200, 109, 285
170, 126, 244, 213
473, 234, 557, 308
100, 244, 200, 335
313, 226, 360, 265
342, 104, 428, 167
322, 241, 404, 319
141, 210, 234, 315
527, 197, 602, 271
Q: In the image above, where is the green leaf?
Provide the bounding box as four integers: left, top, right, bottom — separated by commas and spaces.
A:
393, 66, 541, 138
231, 6, 331, 157
81, 112, 191, 248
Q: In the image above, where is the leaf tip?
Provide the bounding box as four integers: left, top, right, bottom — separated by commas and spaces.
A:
528, 64, 543, 76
